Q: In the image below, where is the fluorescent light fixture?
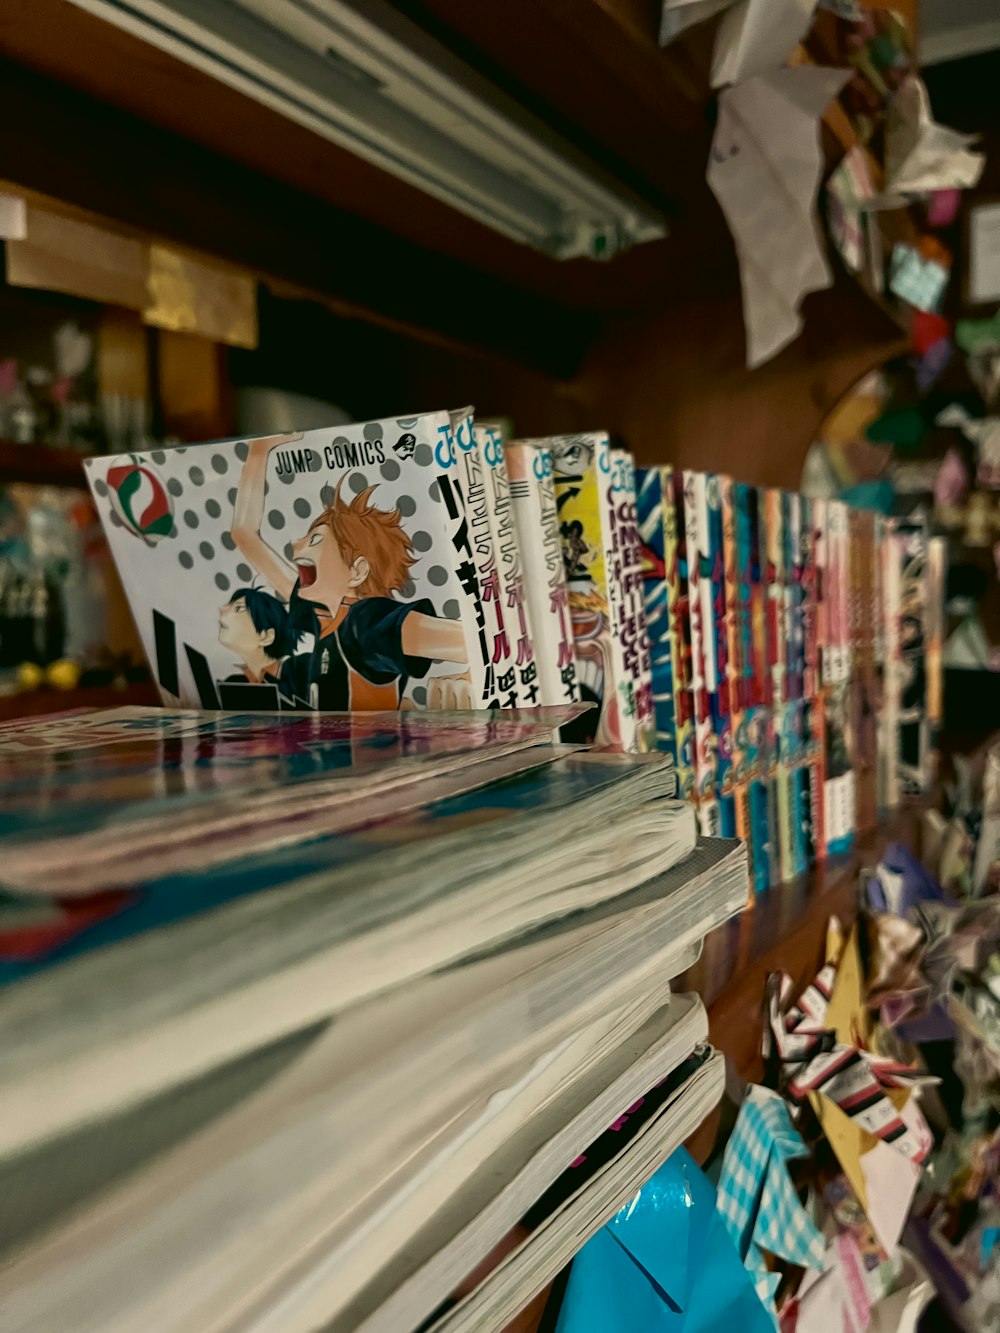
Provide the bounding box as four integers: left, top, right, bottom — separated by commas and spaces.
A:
68, 0, 667, 259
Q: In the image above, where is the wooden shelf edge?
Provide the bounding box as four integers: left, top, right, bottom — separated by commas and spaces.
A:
0, 681, 158, 722
0, 439, 90, 488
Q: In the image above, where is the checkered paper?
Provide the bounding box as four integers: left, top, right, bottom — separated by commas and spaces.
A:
717, 1086, 825, 1317
889, 243, 949, 315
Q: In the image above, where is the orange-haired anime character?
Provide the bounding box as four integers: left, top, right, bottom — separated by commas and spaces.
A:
232, 434, 469, 710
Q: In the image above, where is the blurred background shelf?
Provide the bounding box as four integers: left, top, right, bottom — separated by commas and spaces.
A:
0, 439, 88, 488
0, 680, 157, 722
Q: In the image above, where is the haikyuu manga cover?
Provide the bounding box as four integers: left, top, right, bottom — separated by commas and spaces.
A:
85, 410, 493, 713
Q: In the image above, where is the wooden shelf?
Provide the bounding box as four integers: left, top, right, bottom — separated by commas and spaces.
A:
0, 681, 158, 722
0, 439, 89, 488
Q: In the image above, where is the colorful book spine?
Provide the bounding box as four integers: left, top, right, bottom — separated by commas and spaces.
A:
550, 433, 642, 752
782, 491, 809, 877
505, 442, 579, 707
926, 534, 947, 782
665, 469, 697, 799
801, 496, 824, 864
881, 519, 901, 810
636, 466, 679, 768
610, 450, 656, 752
722, 477, 749, 856
825, 500, 855, 853
734, 483, 771, 891
896, 515, 930, 796
852, 508, 879, 832
683, 470, 720, 834
706, 475, 736, 837
475, 423, 540, 708
762, 488, 796, 879
874, 512, 889, 817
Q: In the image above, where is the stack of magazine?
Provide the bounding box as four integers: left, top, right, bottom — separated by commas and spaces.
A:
0, 705, 747, 1333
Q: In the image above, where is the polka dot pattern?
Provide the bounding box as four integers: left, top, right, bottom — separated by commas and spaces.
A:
101, 433, 465, 634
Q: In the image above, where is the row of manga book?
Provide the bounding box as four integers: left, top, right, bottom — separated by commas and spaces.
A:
85, 412, 944, 891
636, 466, 947, 892
85, 413, 657, 751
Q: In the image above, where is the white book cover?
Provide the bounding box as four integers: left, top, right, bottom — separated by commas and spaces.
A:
505, 442, 579, 707
476, 424, 541, 707
85, 409, 490, 712
610, 448, 655, 747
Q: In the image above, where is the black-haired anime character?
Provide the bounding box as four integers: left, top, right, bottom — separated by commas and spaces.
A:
232, 434, 471, 710
219, 587, 294, 684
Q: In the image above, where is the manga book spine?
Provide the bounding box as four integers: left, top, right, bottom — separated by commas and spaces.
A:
896, 516, 930, 796
611, 450, 656, 752
926, 534, 947, 785
721, 476, 748, 854
800, 495, 821, 869
453, 412, 505, 708
754, 485, 779, 886
665, 469, 696, 802
880, 519, 899, 810
801, 495, 824, 864
551, 433, 632, 749
636, 466, 678, 763
825, 501, 854, 853
505, 443, 579, 706
476, 423, 541, 708
706, 475, 735, 837
684, 470, 720, 835
764, 489, 794, 881
854, 509, 879, 832
738, 483, 770, 892
873, 512, 888, 816
784, 491, 808, 877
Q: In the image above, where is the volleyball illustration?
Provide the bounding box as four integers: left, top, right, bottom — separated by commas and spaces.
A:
106, 463, 174, 545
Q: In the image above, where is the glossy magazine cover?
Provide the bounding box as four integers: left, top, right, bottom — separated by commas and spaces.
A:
85, 410, 491, 713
